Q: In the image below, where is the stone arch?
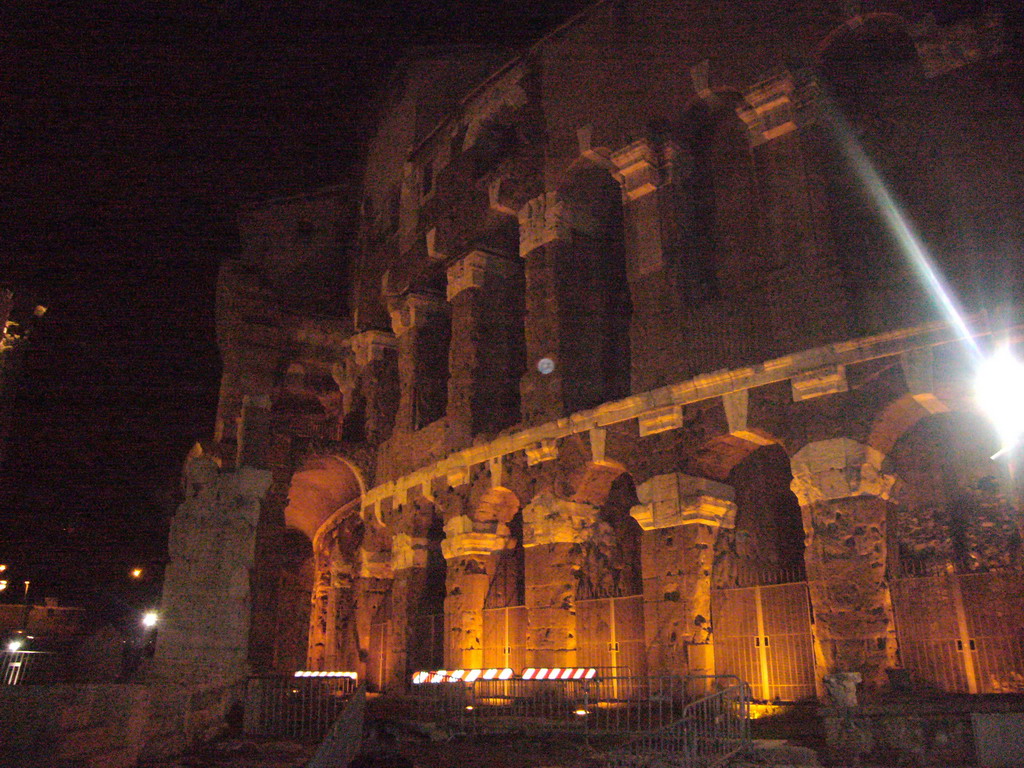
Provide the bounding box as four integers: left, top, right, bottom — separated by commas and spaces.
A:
284, 454, 365, 541
552, 159, 632, 411
867, 386, 973, 460
885, 409, 1020, 576
711, 443, 806, 589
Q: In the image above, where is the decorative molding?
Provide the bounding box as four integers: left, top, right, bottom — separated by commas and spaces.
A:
792, 364, 848, 402
358, 547, 393, 580
447, 465, 471, 488
737, 72, 797, 146
525, 439, 558, 466
440, 515, 509, 560
348, 330, 397, 368
610, 139, 662, 201
391, 533, 429, 571
446, 250, 518, 301
790, 438, 897, 507
638, 405, 683, 436
631, 473, 737, 531
388, 293, 447, 337
518, 191, 570, 257
521, 494, 597, 547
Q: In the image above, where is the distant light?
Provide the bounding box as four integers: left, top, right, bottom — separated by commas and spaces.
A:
574, 708, 589, 717
975, 345, 1024, 458
129, 567, 143, 579
141, 611, 159, 628
537, 357, 555, 375
0, 564, 7, 572
7, 639, 23, 652
0, 581, 7, 593
464, 705, 474, 711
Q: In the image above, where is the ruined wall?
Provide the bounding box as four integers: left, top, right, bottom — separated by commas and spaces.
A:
192, 0, 1024, 705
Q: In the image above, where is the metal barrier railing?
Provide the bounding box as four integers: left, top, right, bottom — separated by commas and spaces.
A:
605, 681, 751, 768
1, 650, 59, 685
243, 675, 360, 741
408, 673, 747, 739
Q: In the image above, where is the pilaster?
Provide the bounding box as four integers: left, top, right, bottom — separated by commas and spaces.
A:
790, 438, 899, 691
631, 473, 736, 675
389, 292, 449, 431
445, 251, 525, 446
441, 515, 510, 670
520, 493, 599, 668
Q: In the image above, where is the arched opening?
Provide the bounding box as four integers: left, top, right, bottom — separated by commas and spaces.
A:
885, 411, 1024, 694
817, 15, 938, 335
482, 511, 527, 670
710, 444, 816, 703
575, 473, 645, 675
676, 97, 765, 370
557, 163, 631, 412
281, 455, 365, 672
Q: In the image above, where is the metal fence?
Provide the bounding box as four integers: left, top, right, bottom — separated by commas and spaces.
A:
410, 673, 747, 738
1, 650, 59, 685
604, 681, 751, 768
243, 675, 360, 741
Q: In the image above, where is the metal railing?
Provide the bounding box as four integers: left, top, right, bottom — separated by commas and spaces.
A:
1, 650, 59, 685
243, 675, 360, 741
410, 673, 747, 738
604, 681, 751, 768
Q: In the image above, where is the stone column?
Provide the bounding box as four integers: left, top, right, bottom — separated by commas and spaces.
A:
520, 492, 599, 668
389, 293, 449, 431
517, 192, 573, 424
441, 515, 509, 670
306, 536, 358, 671
388, 531, 430, 688
445, 250, 524, 447
353, 541, 393, 686
630, 474, 736, 675
790, 438, 899, 691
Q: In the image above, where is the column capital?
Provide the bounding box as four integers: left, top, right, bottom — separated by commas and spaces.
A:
388, 292, 447, 337
358, 546, 394, 580
521, 493, 598, 547
790, 438, 897, 507
440, 514, 510, 560
446, 250, 518, 301
347, 329, 397, 367
390, 533, 429, 571
610, 139, 664, 201
736, 69, 821, 147
517, 191, 571, 258
631, 473, 737, 531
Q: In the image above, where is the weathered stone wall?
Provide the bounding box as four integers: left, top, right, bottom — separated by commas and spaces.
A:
196, 0, 1024, 706
154, 453, 270, 683
0, 683, 151, 768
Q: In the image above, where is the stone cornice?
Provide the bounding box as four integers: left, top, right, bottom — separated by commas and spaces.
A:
332, 317, 1018, 542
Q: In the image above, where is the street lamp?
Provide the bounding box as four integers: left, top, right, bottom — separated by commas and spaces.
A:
974, 345, 1024, 459
141, 611, 158, 629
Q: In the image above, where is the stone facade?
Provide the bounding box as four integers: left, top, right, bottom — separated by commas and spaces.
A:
172, 1, 1024, 704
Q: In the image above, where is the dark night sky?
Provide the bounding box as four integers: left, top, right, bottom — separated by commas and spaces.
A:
1, 1, 590, 611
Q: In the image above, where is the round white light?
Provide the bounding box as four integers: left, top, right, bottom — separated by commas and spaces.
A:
974, 345, 1024, 458
537, 357, 555, 375
7, 639, 23, 652
141, 611, 159, 628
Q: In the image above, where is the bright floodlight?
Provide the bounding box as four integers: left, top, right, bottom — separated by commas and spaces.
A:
141, 611, 159, 628
7, 639, 23, 652
975, 345, 1024, 459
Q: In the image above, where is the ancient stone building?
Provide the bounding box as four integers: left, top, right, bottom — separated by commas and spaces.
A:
185, 2, 1024, 702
